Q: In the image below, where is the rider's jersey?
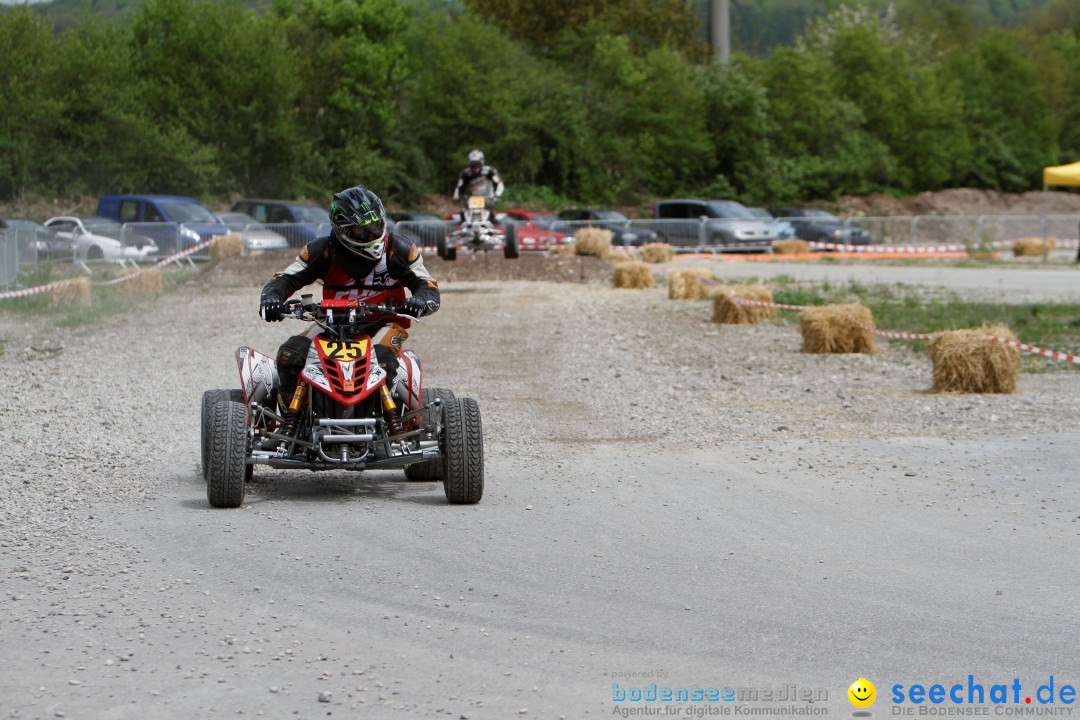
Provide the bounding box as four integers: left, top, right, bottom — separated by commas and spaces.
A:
260, 233, 440, 313
453, 165, 504, 201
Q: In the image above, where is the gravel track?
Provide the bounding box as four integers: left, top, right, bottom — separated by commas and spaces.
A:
1, 259, 1078, 718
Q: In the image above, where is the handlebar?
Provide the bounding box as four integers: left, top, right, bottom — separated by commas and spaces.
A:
284, 296, 416, 325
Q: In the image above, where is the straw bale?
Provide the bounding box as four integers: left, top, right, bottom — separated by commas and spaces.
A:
667, 268, 714, 300
1011, 237, 1055, 257
929, 326, 1019, 394
772, 239, 810, 255
711, 284, 774, 324
640, 242, 675, 264
612, 261, 654, 289
798, 304, 878, 354
550, 242, 577, 257
574, 227, 613, 258
50, 277, 91, 307
211, 233, 245, 261
116, 267, 164, 295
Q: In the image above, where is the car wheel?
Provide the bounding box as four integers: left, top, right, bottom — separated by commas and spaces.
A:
87, 246, 104, 261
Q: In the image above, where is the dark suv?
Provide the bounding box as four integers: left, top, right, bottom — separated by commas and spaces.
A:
652, 199, 777, 250
556, 208, 659, 247
768, 207, 870, 246
231, 199, 332, 248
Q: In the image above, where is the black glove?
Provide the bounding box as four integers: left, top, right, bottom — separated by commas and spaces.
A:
401, 297, 428, 319
260, 298, 284, 322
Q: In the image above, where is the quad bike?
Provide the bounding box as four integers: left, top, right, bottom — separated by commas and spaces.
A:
441, 182, 518, 261
200, 296, 484, 508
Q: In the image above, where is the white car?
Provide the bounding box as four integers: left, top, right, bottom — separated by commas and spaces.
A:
216, 212, 290, 252
44, 216, 159, 263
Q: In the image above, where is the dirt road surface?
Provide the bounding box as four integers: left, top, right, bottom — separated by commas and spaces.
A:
1, 256, 1078, 718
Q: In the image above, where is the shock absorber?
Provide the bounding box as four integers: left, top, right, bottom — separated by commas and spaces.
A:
281, 382, 308, 438
379, 384, 402, 436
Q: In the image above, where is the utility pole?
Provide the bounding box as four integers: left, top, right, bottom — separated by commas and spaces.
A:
709, 0, 731, 64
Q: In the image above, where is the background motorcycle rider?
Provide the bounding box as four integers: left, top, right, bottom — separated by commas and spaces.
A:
452, 149, 504, 222
258, 184, 440, 413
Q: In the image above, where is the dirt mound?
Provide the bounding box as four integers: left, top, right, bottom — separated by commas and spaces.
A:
197, 250, 614, 289
835, 188, 1080, 217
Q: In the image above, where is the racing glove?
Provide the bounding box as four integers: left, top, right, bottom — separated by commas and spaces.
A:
260, 298, 285, 322
401, 296, 430, 319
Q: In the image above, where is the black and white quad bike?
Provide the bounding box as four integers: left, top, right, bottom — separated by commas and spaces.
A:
441, 182, 518, 261
200, 296, 484, 508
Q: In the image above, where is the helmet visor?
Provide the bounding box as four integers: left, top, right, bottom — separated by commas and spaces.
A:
343, 219, 385, 245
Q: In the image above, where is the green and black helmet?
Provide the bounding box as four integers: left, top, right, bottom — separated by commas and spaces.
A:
329, 185, 387, 261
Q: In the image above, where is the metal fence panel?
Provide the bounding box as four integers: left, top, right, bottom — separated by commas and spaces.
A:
393, 221, 450, 249
263, 222, 332, 250
0, 230, 18, 290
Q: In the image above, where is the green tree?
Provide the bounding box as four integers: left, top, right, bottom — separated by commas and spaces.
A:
0, 8, 61, 199
945, 30, 1057, 189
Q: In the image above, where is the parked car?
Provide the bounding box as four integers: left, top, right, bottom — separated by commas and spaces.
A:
96, 195, 228, 256
216, 212, 290, 253
652, 199, 777, 250
44, 216, 158, 263
746, 207, 796, 240
556, 208, 659, 246
498, 209, 574, 251
1, 217, 72, 261
230, 199, 332, 249
386, 212, 449, 248
767, 207, 871, 246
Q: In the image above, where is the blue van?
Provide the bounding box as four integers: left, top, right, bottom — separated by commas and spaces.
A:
96, 195, 228, 256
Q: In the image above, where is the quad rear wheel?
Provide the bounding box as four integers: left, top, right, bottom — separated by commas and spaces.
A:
206, 400, 249, 508
404, 387, 456, 482
503, 225, 519, 259
441, 397, 483, 504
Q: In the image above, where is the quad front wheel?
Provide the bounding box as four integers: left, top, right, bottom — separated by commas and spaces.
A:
503, 225, 519, 259
201, 389, 243, 481
441, 397, 483, 504
206, 400, 249, 508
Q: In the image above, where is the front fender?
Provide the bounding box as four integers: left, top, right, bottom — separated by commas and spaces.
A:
235, 346, 279, 405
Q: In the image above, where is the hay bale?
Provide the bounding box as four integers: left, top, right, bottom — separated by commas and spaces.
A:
608, 247, 638, 263
711, 284, 774, 324
667, 268, 715, 300
49, 276, 91, 307
612, 261, 654, 289
772, 239, 810, 255
574, 227, 613, 258
1011, 237, 1055, 257
550, 242, 577, 257
798, 304, 878, 354
640, 242, 675, 264
211, 233, 245, 261
116, 267, 164, 295
929, 326, 1019, 394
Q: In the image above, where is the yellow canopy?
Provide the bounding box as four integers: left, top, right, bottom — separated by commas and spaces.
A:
1043, 162, 1080, 186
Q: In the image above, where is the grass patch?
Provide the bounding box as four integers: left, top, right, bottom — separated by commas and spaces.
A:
2, 262, 197, 328
769, 280, 1080, 369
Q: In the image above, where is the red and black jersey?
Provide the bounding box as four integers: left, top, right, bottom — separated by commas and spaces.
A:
260, 233, 440, 313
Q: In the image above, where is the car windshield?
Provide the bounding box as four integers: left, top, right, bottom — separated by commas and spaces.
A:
805, 209, 840, 220
5, 218, 44, 229
528, 214, 560, 228
746, 207, 773, 220
82, 217, 122, 233
593, 210, 627, 222
289, 205, 331, 224
220, 213, 265, 229
160, 202, 219, 223
707, 201, 755, 220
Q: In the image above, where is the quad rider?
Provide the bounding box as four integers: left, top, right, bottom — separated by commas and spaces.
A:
258, 184, 441, 416
452, 149, 504, 223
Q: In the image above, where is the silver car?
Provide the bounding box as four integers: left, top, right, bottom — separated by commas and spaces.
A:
217, 212, 290, 252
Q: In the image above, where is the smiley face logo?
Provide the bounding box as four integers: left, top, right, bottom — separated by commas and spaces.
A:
848, 678, 876, 708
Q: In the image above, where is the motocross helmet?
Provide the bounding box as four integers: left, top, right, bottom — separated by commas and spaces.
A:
329, 185, 387, 261
468, 149, 484, 168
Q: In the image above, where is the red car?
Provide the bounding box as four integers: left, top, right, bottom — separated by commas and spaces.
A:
498, 209, 574, 251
